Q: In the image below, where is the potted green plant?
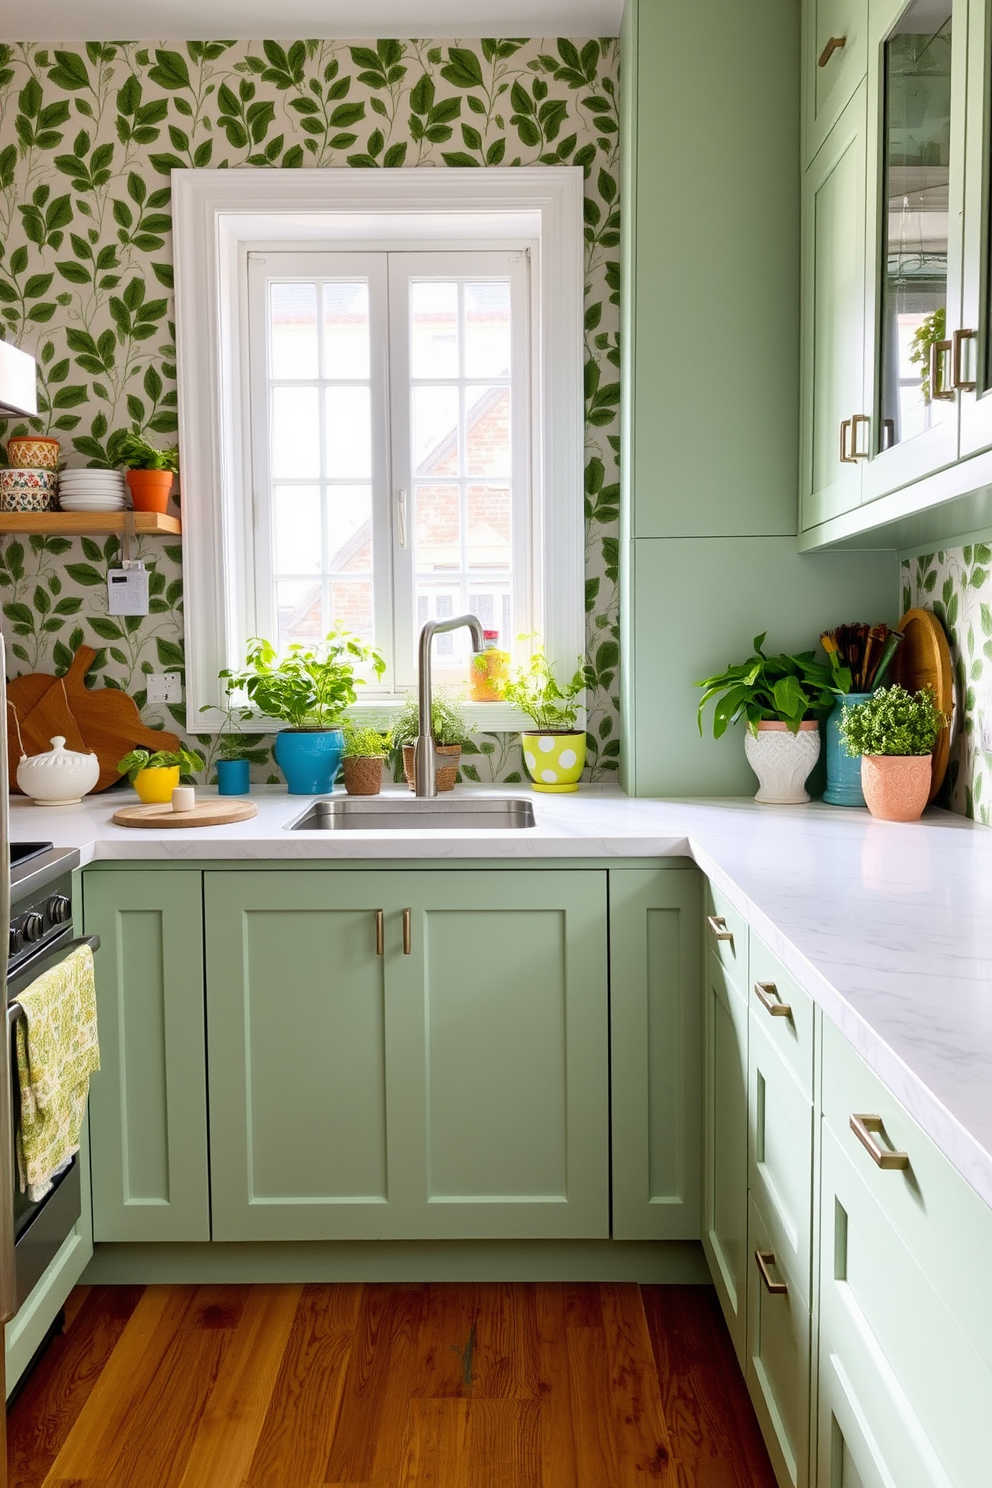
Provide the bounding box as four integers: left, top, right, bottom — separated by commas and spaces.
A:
198, 698, 258, 795
696, 633, 837, 804
502, 643, 587, 792
392, 688, 474, 793
109, 430, 180, 514
117, 745, 204, 804
341, 722, 393, 796
837, 684, 948, 821
219, 628, 386, 795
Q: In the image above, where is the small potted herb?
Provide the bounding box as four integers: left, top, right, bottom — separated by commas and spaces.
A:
199, 698, 256, 795
220, 628, 386, 795
837, 684, 948, 821
392, 688, 474, 793
503, 644, 587, 793
696, 633, 836, 804
117, 745, 204, 804
341, 723, 393, 796
109, 430, 180, 514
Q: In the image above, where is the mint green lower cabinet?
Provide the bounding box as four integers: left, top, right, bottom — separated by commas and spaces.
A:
204, 870, 609, 1243
609, 866, 701, 1239
746, 1193, 810, 1488
83, 870, 210, 1242
748, 1009, 814, 1299
702, 947, 749, 1364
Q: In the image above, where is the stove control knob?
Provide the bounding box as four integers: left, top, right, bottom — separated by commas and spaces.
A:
23, 912, 45, 943
47, 894, 72, 925
8, 924, 21, 956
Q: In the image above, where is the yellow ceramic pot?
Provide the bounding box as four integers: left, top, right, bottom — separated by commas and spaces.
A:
520, 731, 586, 792
134, 765, 180, 803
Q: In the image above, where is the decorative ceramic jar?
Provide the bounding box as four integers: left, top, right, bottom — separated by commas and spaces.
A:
824, 692, 873, 807
6, 436, 59, 470
520, 730, 586, 793
343, 756, 384, 796
274, 727, 344, 795
743, 720, 821, 804
860, 754, 932, 822
16, 735, 99, 805
402, 743, 460, 792
0, 468, 58, 511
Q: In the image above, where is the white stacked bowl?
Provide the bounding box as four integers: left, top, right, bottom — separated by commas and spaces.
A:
58, 468, 128, 512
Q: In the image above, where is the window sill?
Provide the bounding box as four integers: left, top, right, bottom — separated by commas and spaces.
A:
205, 700, 532, 734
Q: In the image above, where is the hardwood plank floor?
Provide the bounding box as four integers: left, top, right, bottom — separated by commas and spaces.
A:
7, 1283, 776, 1488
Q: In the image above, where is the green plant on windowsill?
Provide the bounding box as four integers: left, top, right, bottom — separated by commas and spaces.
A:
219, 628, 387, 730
836, 684, 947, 757
391, 688, 475, 748
117, 745, 204, 785
696, 633, 838, 737
502, 643, 587, 732
342, 722, 393, 759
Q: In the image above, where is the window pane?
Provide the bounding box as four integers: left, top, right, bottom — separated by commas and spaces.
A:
327, 484, 373, 573
272, 386, 320, 478
413, 385, 460, 475
416, 584, 461, 658
274, 485, 321, 573
464, 281, 511, 378
415, 483, 460, 570
325, 386, 372, 478
270, 283, 318, 380
467, 484, 511, 569
329, 580, 373, 641
411, 282, 458, 378
277, 579, 323, 651
466, 385, 511, 476
323, 282, 370, 380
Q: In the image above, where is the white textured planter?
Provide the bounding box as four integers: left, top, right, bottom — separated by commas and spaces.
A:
743, 720, 820, 804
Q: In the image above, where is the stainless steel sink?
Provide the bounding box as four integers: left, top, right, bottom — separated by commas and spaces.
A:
289, 796, 537, 831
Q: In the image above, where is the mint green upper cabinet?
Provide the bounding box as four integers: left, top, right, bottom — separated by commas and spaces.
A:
959, 0, 992, 458
205, 870, 609, 1242
804, 0, 868, 163
83, 870, 210, 1242
802, 81, 868, 530
609, 866, 702, 1241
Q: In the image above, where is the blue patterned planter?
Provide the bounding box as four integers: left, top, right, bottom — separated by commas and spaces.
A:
824, 693, 873, 807
273, 728, 344, 795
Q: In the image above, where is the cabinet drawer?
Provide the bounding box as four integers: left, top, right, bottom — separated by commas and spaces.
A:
749, 935, 815, 1098
803, 0, 868, 165
704, 882, 748, 997
748, 1012, 814, 1304
702, 949, 749, 1365
746, 1192, 811, 1488
821, 1018, 992, 1372
819, 1123, 992, 1488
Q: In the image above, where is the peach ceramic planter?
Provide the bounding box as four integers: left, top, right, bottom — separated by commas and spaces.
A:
125, 468, 173, 513
860, 754, 932, 822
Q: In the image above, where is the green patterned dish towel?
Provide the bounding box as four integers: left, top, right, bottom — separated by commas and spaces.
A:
15, 943, 100, 1201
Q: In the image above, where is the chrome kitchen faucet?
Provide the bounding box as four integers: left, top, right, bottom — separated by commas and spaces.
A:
415, 615, 485, 798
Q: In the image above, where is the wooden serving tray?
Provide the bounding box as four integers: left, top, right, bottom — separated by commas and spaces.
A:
888, 607, 954, 804
112, 800, 258, 829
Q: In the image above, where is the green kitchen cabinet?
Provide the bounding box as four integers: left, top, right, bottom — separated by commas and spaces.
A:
803, 0, 868, 164
958, 0, 992, 459
745, 1193, 811, 1488
204, 869, 609, 1243
609, 866, 702, 1240
83, 870, 210, 1242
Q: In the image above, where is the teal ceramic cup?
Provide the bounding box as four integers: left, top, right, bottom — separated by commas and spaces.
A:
824, 693, 873, 807
217, 758, 250, 795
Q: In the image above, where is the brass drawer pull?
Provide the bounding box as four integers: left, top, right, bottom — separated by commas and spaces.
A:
839, 417, 855, 464
930, 338, 955, 400
850, 412, 870, 458
403, 908, 412, 955
818, 35, 847, 67
952, 327, 976, 391
707, 915, 733, 944
755, 1249, 788, 1294
754, 981, 792, 1018
375, 909, 384, 956
850, 1113, 909, 1170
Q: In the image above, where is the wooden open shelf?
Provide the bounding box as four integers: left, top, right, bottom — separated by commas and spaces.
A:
0, 512, 181, 537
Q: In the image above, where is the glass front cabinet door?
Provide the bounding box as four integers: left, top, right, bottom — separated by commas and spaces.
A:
959, 0, 992, 458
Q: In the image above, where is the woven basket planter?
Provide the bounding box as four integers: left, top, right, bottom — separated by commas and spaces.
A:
342, 756, 384, 796
402, 743, 460, 793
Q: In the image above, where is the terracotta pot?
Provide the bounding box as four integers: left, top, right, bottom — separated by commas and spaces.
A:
860, 754, 932, 822
343, 755, 383, 796
126, 468, 173, 513
402, 743, 460, 793
743, 720, 820, 804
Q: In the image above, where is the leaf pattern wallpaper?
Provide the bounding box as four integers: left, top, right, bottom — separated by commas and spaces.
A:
0, 38, 620, 783
902, 540, 992, 824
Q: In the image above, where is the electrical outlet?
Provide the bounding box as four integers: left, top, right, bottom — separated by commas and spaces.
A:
146, 672, 183, 705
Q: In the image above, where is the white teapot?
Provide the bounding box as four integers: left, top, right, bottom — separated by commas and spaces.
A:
16, 735, 100, 805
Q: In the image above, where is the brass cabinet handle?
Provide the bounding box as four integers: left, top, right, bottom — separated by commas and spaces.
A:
754, 980, 792, 1018
839, 417, 855, 463
706, 914, 733, 945
952, 328, 977, 391
850, 1113, 909, 1170
818, 36, 847, 67
402, 908, 412, 955
929, 338, 955, 400
850, 412, 870, 459
375, 909, 384, 956
755, 1250, 788, 1294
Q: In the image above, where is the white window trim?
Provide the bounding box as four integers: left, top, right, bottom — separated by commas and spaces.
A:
173, 167, 585, 733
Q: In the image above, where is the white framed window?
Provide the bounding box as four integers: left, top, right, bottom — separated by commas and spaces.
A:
173, 168, 584, 729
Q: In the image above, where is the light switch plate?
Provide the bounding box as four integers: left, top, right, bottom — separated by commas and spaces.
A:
146, 671, 183, 705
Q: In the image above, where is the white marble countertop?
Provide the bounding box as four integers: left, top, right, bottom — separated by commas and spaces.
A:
15, 782, 992, 1210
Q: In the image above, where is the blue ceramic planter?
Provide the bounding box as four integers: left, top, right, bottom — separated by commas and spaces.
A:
216, 758, 250, 796
273, 728, 344, 795
824, 692, 873, 807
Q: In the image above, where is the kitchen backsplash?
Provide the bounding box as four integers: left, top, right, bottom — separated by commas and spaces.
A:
0, 37, 620, 783
902, 539, 992, 824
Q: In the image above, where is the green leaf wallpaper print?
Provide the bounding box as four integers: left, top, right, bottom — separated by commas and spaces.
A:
0, 37, 621, 782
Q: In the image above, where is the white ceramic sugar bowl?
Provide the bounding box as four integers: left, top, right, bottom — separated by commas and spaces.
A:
16, 735, 100, 805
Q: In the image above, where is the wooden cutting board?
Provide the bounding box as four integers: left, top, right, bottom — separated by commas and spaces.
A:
112, 800, 258, 829
888, 607, 954, 803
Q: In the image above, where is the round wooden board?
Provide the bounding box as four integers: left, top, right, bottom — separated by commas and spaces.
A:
112, 799, 258, 829
888, 607, 954, 803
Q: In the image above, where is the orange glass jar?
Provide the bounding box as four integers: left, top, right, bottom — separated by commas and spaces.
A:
470, 630, 510, 702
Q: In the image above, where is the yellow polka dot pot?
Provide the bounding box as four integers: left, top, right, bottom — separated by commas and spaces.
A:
520, 731, 587, 792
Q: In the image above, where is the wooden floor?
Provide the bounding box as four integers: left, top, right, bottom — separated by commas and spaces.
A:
7, 1283, 776, 1487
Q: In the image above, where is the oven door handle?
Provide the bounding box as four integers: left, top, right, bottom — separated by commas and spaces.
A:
7, 935, 101, 1025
